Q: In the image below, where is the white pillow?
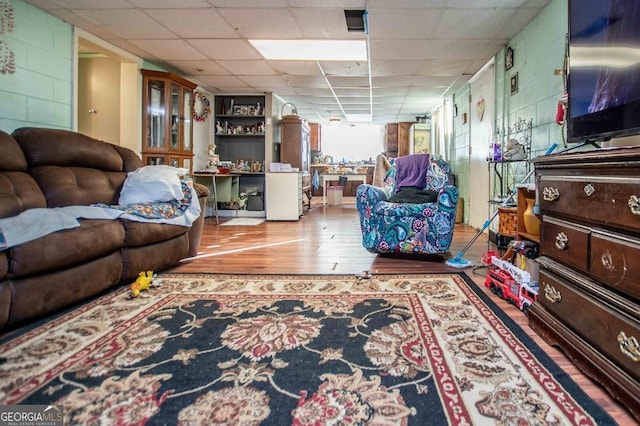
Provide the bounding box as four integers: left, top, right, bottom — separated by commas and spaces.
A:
118, 165, 187, 206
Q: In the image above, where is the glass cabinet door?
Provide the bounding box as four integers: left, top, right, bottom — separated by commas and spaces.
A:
170, 83, 180, 150
183, 89, 193, 152
147, 80, 165, 149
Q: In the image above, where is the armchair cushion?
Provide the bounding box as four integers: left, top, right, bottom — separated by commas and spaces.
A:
356, 155, 458, 255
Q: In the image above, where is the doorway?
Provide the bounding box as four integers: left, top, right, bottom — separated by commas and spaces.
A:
74, 29, 141, 153
467, 60, 495, 230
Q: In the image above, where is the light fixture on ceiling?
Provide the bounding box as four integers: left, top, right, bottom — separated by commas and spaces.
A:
249, 39, 366, 61
280, 102, 298, 119
329, 118, 342, 125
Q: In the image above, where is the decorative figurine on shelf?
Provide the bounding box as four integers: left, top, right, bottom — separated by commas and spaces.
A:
206, 142, 220, 170
255, 102, 262, 115
216, 121, 224, 134
503, 139, 526, 161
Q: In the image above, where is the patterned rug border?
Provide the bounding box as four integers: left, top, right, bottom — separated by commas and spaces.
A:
0, 272, 616, 424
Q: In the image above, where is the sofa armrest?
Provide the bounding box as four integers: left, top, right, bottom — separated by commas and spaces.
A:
187, 182, 210, 257
437, 185, 459, 211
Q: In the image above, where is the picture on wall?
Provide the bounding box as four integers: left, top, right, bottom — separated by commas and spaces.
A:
510, 73, 519, 95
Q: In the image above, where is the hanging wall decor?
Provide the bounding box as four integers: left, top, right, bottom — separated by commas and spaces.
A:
476, 97, 485, 121
510, 73, 519, 95
505, 46, 514, 71
0, 0, 15, 75
193, 91, 211, 122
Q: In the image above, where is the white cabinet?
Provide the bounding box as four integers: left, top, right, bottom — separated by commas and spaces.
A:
265, 172, 302, 221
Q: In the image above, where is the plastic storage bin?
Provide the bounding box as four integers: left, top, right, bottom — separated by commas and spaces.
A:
327, 186, 343, 205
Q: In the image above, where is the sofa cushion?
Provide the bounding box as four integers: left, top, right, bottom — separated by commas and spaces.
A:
0, 130, 28, 171
0, 280, 10, 329
7, 252, 122, 326
0, 171, 47, 218
120, 219, 189, 247
13, 127, 126, 170
0, 131, 47, 218
29, 166, 127, 207
8, 219, 125, 277
0, 251, 7, 279
12, 127, 144, 207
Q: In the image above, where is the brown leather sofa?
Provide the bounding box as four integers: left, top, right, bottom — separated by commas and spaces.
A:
0, 128, 208, 331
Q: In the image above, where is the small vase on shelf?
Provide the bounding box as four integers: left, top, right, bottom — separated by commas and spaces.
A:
522, 198, 540, 235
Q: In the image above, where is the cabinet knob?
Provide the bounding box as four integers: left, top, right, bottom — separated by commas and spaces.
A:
628, 195, 640, 215
555, 232, 568, 250
543, 284, 562, 303
617, 331, 640, 362
542, 187, 560, 201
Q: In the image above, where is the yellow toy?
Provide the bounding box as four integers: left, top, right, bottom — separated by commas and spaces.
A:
128, 270, 158, 299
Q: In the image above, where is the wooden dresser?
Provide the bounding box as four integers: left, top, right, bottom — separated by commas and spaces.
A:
530, 147, 640, 421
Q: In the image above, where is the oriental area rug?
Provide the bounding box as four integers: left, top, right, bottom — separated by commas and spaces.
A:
0, 273, 616, 425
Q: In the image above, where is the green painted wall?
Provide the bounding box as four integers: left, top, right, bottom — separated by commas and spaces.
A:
0, 0, 73, 133
452, 0, 568, 223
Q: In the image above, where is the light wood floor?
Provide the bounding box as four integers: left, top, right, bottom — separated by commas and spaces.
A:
173, 199, 638, 425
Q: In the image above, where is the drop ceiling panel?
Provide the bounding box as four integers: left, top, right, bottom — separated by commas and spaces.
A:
145, 9, 238, 38
196, 75, 248, 87
166, 60, 231, 75
326, 76, 370, 87
268, 60, 323, 76
217, 8, 303, 39
370, 60, 421, 76
209, 0, 290, 7
292, 8, 363, 39
29, 0, 552, 124
367, 9, 441, 39
217, 60, 278, 76
130, 40, 208, 60
73, 9, 176, 39
129, 0, 211, 7
320, 61, 369, 76
188, 39, 263, 60
431, 9, 517, 39
285, 76, 330, 88
238, 75, 291, 87
416, 60, 476, 76
292, 88, 334, 97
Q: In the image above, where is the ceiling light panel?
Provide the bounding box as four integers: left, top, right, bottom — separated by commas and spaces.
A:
250, 40, 367, 61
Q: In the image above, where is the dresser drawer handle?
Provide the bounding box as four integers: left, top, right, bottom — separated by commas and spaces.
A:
584, 183, 595, 197
617, 331, 640, 362
555, 232, 568, 250
542, 187, 560, 202
543, 284, 562, 303
629, 195, 640, 215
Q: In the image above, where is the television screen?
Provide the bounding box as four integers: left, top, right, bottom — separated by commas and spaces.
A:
568, 0, 640, 143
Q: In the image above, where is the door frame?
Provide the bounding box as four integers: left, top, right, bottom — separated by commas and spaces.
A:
73, 28, 143, 153
467, 59, 495, 230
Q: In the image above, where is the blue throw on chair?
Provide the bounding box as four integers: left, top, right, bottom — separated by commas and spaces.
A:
356, 154, 459, 255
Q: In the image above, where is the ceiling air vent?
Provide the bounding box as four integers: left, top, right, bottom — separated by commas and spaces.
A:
344, 10, 366, 32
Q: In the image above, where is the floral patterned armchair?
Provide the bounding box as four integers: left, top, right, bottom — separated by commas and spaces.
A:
356, 155, 459, 255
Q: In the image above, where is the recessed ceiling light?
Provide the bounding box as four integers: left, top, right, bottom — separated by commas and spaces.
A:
249, 40, 367, 61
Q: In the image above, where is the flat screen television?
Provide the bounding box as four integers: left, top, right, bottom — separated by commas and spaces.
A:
567, 0, 640, 143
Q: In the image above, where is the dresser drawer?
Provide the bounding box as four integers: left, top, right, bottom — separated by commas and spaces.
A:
540, 216, 589, 273
539, 269, 640, 381
538, 175, 640, 233
591, 230, 640, 302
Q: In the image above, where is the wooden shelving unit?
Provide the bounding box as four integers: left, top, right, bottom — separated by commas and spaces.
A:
516, 185, 539, 243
